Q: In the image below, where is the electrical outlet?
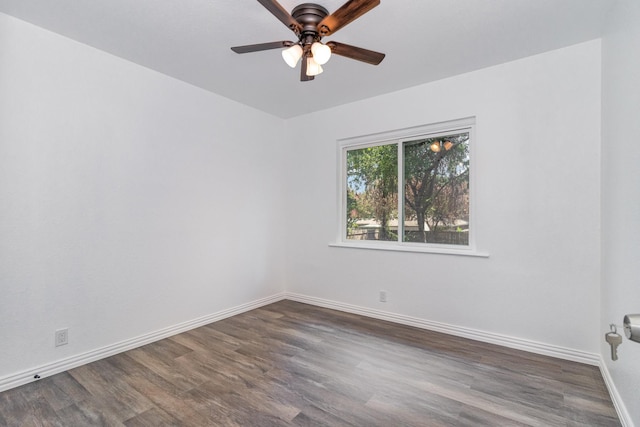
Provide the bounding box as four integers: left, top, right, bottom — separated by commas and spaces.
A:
379, 290, 387, 303
55, 328, 68, 347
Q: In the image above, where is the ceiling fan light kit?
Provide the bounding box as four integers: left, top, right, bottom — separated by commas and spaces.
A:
306, 57, 323, 76
231, 0, 385, 82
282, 44, 303, 67
311, 41, 331, 65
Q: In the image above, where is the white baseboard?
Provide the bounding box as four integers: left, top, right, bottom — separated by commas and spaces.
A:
600, 358, 634, 427
284, 292, 600, 365
0, 293, 286, 393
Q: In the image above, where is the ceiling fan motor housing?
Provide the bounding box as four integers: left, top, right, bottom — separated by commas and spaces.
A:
292, 3, 329, 44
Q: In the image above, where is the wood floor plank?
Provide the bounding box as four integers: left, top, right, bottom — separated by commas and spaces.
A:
0, 300, 621, 426
457, 405, 532, 427
55, 400, 125, 427
123, 407, 182, 427
68, 360, 154, 422
40, 372, 90, 412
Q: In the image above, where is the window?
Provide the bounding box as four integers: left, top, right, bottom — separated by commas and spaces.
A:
337, 117, 479, 255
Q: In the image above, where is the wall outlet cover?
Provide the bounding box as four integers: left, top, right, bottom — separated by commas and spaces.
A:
379, 291, 387, 302
55, 328, 68, 347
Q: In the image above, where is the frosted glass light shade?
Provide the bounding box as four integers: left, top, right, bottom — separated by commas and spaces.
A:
282, 44, 303, 68
311, 42, 331, 65
306, 57, 323, 76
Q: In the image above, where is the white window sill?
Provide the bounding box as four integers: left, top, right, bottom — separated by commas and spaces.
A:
329, 241, 490, 257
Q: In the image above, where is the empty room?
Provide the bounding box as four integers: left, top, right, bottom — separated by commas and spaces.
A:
1, 0, 639, 425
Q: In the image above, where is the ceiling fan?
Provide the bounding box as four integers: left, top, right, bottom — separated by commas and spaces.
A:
231, 0, 385, 81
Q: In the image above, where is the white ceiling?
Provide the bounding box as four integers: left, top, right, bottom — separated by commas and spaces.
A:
0, 0, 615, 118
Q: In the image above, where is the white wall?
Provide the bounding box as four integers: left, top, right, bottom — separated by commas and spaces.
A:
601, 1, 640, 424
284, 41, 602, 354
0, 13, 286, 380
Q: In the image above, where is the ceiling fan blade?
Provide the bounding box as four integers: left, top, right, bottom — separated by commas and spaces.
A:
318, 0, 380, 36
300, 56, 314, 81
231, 41, 293, 54
326, 41, 385, 65
257, 0, 302, 33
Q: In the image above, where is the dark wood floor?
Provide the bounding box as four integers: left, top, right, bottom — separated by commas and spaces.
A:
0, 300, 620, 426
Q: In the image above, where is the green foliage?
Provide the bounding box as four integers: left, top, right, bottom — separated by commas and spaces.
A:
346, 188, 359, 232
347, 145, 398, 240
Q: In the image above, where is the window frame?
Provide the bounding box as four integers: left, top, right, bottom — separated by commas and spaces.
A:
333, 117, 487, 257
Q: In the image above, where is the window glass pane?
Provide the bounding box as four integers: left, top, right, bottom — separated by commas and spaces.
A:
346, 144, 398, 241
403, 133, 470, 245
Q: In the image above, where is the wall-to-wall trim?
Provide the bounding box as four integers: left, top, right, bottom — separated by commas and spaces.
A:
285, 292, 600, 366
0, 293, 286, 393
600, 358, 634, 427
